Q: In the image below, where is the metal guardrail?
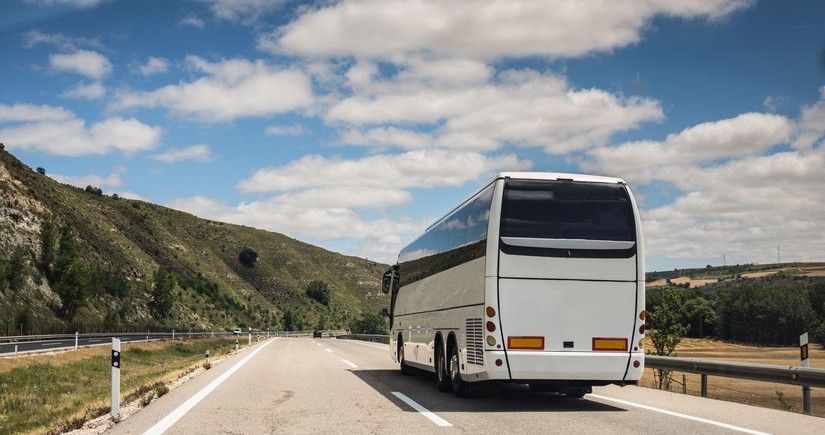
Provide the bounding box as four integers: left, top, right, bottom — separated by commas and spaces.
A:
338, 334, 390, 344
645, 355, 825, 388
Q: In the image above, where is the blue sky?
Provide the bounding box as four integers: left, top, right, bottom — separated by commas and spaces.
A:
1, 0, 823, 271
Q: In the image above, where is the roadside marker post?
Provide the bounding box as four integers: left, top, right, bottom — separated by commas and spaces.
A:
111, 338, 121, 421
248, 333, 252, 346
75, 331, 78, 350
801, 332, 811, 414
172, 328, 175, 340
235, 339, 239, 352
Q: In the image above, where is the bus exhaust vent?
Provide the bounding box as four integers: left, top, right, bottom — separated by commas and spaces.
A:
466, 318, 484, 365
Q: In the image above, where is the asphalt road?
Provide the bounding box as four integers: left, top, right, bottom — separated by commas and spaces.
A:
106, 338, 825, 434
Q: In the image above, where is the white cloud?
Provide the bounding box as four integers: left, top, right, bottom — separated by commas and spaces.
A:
24, 0, 104, 8
149, 144, 216, 163
112, 56, 313, 122
0, 104, 162, 156
794, 86, 825, 150
23, 30, 105, 51
237, 149, 531, 193
583, 112, 794, 183
202, 0, 287, 24
341, 127, 433, 149
266, 0, 753, 60
139, 57, 169, 76
0, 103, 74, 122
328, 68, 663, 153
49, 50, 112, 79
112, 191, 146, 201
180, 15, 206, 29
641, 147, 825, 265
265, 124, 305, 136
49, 169, 123, 189
61, 82, 106, 99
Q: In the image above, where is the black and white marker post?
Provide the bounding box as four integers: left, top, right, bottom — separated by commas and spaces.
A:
801, 332, 810, 414
112, 337, 121, 421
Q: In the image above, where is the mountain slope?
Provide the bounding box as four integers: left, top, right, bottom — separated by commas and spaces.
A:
0, 145, 389, 331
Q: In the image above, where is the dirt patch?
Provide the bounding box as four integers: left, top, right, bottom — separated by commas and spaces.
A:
741, 271, 778, 279
646, 279, 667, 287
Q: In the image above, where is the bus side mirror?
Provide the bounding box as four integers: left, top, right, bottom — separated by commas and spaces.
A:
382, 270, 392, 294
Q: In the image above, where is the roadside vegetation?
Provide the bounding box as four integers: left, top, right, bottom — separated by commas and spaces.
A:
0, 337, 240, 434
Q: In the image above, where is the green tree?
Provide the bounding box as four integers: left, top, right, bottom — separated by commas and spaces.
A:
648, 291, 689, 390
149, 267, 176, 320
39, 216, 57, 279
282, 310, 297, 331
678, 297, 717, 338
305, 280, 330, 305
36, 167, 46, 175
56, 262, 91, 320
238, 247, 258, 268
350, 311, 388, 335
6, 246, 29, 292
53, 224, 78, 283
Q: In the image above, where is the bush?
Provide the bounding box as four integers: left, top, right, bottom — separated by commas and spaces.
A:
238, 247, 258, 268
350, 311, 388, 335
305, 280, 330, 305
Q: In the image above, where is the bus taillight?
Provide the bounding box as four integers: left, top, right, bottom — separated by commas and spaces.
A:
486, 321, 496, 332
486, 306, 496, 317
639, 324, 646, 335
639, 310, 646, 321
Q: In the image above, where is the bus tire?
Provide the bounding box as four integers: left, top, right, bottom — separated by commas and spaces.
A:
435, 342, 451, 392
398, 337, 412, 376
449, 343, 469, 397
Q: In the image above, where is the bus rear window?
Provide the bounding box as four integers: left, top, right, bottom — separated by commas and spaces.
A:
501, 179, 635, 241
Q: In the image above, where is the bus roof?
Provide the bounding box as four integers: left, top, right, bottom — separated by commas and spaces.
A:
495, 172, 626, 184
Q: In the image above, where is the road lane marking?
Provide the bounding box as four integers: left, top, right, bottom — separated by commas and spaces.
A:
342, 359, 358, 368
337, 339, 388, 350
589, 394, 770, 435
325, 348, 333, 353
391, 392, 452, 427
143, 339, 276, 435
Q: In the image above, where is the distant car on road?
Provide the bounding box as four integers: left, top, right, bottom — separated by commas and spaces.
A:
233, 328, 243, 335
313, 330, 322, 338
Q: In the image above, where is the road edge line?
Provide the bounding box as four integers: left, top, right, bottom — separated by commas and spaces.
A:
589, 394, 771, 435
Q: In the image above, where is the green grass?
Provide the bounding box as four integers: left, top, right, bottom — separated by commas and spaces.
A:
0, 338, 240, 434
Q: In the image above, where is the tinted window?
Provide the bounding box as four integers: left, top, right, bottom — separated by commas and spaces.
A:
501, 179, 635, 241
397, 184, 494, 286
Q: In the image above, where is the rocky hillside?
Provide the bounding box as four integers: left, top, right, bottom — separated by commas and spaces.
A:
0, 145, 389, 332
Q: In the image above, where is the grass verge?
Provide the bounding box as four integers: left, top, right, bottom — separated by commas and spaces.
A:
0, 338, 241, 434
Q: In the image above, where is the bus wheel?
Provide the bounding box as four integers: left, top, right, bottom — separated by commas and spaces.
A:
435, 344, 451, 392
399, 338, 412, 376
449, 344, 469, 397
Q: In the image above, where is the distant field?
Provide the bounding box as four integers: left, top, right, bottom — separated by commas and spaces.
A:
647, 263, 825, 288
640, 337, 825, 417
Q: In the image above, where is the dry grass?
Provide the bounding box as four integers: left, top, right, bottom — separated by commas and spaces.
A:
640, 337, 825, 416
0, 338, 240, 434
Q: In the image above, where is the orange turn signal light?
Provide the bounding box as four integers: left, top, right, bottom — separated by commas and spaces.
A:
639, 310, 646, 321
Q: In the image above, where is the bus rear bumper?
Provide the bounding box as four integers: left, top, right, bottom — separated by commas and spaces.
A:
477, 351, 644, 382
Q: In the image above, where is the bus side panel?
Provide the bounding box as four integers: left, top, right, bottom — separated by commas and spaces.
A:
392, 257, 486, 369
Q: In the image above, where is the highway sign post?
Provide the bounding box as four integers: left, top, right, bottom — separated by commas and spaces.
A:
112, 338, 121, 421
801, 332, 810, 414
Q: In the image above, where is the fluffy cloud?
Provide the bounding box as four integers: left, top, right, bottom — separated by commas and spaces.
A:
0, 104, 162, 156
202, 0, 287, 24
237, 149, 531, 193
112, 56, 313, 122
49, 169, 123, 188
265, 124, 305, 136
583, 112, 794, 183
140, 57, 170, 76
794, 86, 825, 150
265, 0, 753, 60
329, 67, 663, 153
149, 144, 215, 163
23, 30, 104, 51
61, 82, 106, 99
180, 15, 205, 29
642, 147, 825, 264
49, 50, 112, 79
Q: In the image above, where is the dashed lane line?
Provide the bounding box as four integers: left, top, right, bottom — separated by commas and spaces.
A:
391, 392, 452, 427
341, 359, 358, 368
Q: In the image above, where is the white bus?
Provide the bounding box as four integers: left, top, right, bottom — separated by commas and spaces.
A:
382, 172, 645, 397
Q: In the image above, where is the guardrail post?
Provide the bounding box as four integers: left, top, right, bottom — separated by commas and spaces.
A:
682, 374, 687, 394
172, 329, 175, 340
14, 345, 17, 356
801, 332, 811, 414
248, 333, 252, 346
235, 339, 239, 352
111, 338, 121, 421
701, 375, 707, 397
75, 331, 79, 350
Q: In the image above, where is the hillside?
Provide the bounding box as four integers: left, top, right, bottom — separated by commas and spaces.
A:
0, 145, 389, 332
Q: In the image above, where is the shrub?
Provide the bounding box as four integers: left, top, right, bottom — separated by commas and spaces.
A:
305, 280, 330, 305
238, 247, 258, 268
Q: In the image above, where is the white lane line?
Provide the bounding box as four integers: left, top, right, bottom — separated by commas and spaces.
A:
143, 339, 276, 435
325, 348, 333, 353
391, 392, 452, 427
341, 359, 358, 368
337, 339, 388, 350
589, 394, 770, 435
315, 343, 322, 346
